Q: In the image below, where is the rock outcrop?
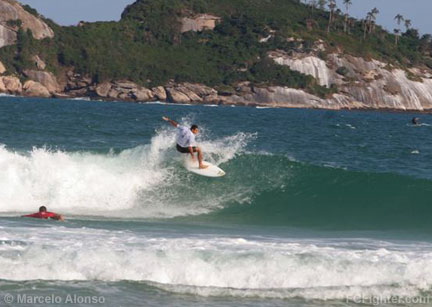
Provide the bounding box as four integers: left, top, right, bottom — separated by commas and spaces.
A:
0, 0, 54, 48
0, 77, 5, 92
63, 72, 93, 97
152, 86, 167, 101
23, 80, 50, 98
31, 55, 46, 70
166, 83, 217, 103
93, 79, 156, 102
23, 70, 60, 93
180, 14, 220, 33
0, 24, 16, 48
267, 48, 432, 111
131, 87, 154, 101
0, 76, 22, 94
0, 60, 5, 74
269, 51, 332, 87
166, 87, 191, 103
95, 82, 111, 98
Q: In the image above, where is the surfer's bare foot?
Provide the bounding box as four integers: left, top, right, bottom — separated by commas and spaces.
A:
199, 164, 209, 169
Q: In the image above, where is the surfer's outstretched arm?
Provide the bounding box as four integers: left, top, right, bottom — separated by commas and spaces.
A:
162, 116, 178, 127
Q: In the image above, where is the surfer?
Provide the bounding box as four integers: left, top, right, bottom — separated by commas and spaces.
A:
412, 117, 420, 125
22, 206, 65, 221
162, 116, 208, 169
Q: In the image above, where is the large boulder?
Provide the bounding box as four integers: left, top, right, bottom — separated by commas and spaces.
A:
131, 87, 154, 101
152, 86, 167, 101
113, 80, 138, 89
182, 82, 217, 97
166, 87, 191, 103
0, 24, 16, 48
0, 77, 5, 92
66, 72, 92, 91
176, 85, 202, 102
1, 75, 22, 93
67, 88, 88, 97
95, 82, 112, 97
23, 70, 60, 93
107, 87, 121, 99
165, 83, 219, 103
0, 60, 6, 74
23, 80, 50, 97
0, 0, 54, 48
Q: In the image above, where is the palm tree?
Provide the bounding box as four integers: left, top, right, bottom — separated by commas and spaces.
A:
394, 14, 404, 26
404, 19, 412, 31
343, 0, 352, 33
363, 8, 378, 39
370, 7, 379, 33
393, 14, 404, 46
327, 0, 337, 33
363, 12, 372, 39
318, 0, 326, 10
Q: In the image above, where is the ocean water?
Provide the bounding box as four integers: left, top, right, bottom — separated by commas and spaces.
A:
0, 96, 432, 306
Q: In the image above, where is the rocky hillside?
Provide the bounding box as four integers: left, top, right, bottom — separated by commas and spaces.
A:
1, 0, 432, 111
0, 0, 53, 47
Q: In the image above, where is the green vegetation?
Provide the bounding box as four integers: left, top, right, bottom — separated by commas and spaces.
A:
6, 19, 22, 28
336, 66, 349, 76
1, 0, 432, 97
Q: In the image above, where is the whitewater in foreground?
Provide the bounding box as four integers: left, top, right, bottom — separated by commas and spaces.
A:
0, 96, 431, 306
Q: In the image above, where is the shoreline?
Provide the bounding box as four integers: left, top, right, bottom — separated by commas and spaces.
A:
2, 91, 430, 115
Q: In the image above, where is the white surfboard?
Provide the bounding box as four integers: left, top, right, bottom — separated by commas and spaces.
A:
184, 157, 226, 177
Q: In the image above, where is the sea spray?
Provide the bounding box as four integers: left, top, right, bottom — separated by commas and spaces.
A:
0, 129, 257, 217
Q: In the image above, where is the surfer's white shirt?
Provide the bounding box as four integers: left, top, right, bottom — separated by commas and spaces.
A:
177, 126, 196, 147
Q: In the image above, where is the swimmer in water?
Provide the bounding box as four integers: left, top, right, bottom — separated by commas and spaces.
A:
412, 117, 420, 125
22, 206, 65, 221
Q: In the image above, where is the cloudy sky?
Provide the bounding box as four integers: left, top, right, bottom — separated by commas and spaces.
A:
17, 0, 432, 35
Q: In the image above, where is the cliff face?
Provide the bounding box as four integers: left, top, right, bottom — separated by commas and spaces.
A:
180, 14, 221, 33
266, 49, 432, 111
0, 0, 54, 48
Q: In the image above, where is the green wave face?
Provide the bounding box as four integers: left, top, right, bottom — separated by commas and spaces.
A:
190, 154, 432, 231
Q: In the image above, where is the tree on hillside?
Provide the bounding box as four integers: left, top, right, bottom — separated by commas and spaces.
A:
363, 13, 371, 39
343, 0, 352, 33
394, 28, 401, 46
370, 7, 379, 33
309, 0, 318, 13
393, 14, 404, 47
404, 19, 412, 31
363, 7, 379, 39
394, 14, 404, 26
327, 0, 336, 33
420, 34, 432, 55
318, 0, 326, 10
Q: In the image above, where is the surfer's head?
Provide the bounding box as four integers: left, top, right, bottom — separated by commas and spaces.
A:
191, 124, 199, 134
39, 206, 47, 213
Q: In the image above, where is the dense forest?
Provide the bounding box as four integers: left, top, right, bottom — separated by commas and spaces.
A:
1, 0, 431, 97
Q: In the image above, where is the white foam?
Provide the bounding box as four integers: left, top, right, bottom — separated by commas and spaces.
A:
0, 125, 254, 218
71, 97, 91, 101
1, 225, 432, 300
